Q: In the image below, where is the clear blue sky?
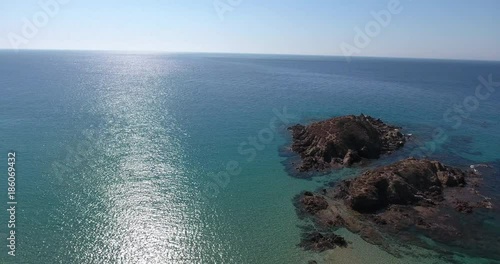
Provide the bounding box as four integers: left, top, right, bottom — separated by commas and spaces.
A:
1, 0, 499, 60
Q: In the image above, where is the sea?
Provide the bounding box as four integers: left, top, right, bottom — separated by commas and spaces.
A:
0, 50, 499, 264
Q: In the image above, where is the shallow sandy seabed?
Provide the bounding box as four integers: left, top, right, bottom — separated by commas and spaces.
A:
309, 229, 500, 264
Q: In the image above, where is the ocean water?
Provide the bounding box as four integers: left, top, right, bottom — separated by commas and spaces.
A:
0, 50, 499, 264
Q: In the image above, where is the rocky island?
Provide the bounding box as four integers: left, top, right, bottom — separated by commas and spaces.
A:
296, 158, 497, 259
288, 114, 406, 172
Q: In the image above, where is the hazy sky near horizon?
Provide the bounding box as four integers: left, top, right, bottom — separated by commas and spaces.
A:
1, 0, 499, 60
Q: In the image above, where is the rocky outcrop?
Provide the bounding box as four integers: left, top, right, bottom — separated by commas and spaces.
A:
295, 158, 497, 259
289, 115, 405, 172
342, 158, 466, 213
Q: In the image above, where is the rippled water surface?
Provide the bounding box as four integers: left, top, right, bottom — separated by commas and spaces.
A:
0, 51, 499, 263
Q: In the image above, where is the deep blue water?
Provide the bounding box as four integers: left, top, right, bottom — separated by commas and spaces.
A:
0, 50, 499, 263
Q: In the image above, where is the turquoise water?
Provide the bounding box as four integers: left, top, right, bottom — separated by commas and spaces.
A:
0, 51, 499, 263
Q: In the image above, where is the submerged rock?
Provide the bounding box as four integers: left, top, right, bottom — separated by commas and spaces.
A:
300, 192, 328, 215
299, 232, 348, 252
288, 114, 405, 172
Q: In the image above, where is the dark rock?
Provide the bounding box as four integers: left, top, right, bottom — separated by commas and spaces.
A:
304, 191, 314, 196
295, 158, 497, 259
453, 200, 473, 214
346, 158, 466, 213
300, 194, 328, 215
299, 232, 348, 252
343, 149, 361, 167
288, 115, 405, 172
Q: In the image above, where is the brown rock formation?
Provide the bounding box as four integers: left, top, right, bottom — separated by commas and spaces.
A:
289, 114, 405, 172
296, 158, 497, 259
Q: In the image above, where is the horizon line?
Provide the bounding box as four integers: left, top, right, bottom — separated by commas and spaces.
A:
1, 48, 499, 63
